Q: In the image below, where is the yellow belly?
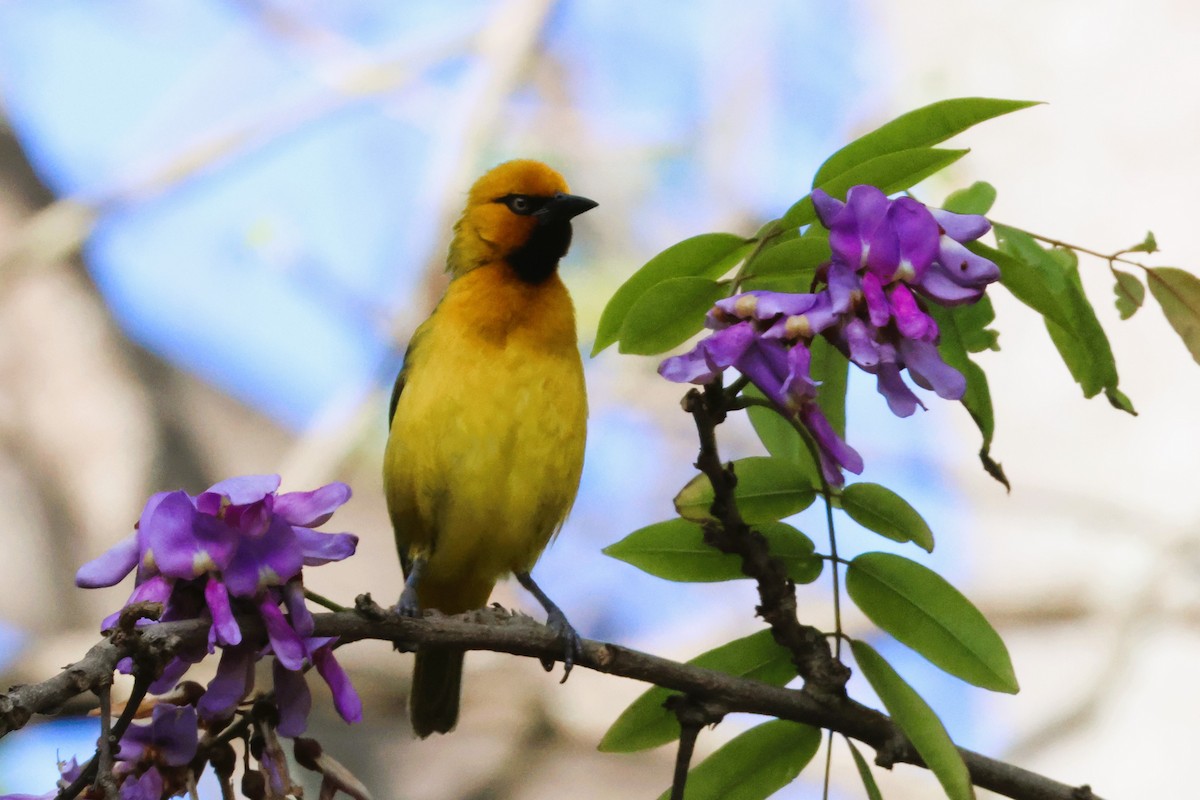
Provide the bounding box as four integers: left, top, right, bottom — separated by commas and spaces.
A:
383, 267, 587, 613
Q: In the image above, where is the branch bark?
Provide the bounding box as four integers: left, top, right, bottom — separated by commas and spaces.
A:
0, 601, 1102, 800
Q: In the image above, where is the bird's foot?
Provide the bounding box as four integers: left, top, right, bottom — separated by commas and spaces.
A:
395, 586, 422, 618
543, 607, 583, 683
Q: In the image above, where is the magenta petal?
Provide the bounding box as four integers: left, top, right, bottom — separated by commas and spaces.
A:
811, 188, 845, 228
888, 283, 935, 341
118, 705, 197, 767
275, 482, 352, 528
273, 659, 312, 737
841, 318, 881, 367
153, 705, 198, 766
860, 272, 891, 328
259, 595, 306, 671
914, 260, 984, 305
781, 342, 819, 403
825, 261, 860, 313
76, 533, 139, 588
761, 293, 839, 340
223, 496, 273, 538
752, 292, 821, 319
143, 492, 227, 579
313, 644, 363, 724
900, 339, 967, 400
198, 645, 257, 721
120, 767, 163, 800
205, 474, 281, 505
223, 516, 302, 596
737, 339, 791, 411
102, 575, 174, 631
935, 237, 1002, 287
930, 208, 991, 242
702, 322, 757, 368
863, 216, 900, 280
295, 529, 358, 567
890, 197, 939, 279
205, 576, 241, 647
659, 345, 720, 384
876, 364, 923, 418
148, 654, 195, 695
799, 405, 863, 486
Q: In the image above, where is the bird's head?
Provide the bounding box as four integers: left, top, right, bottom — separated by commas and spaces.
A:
449, 160, 597, 283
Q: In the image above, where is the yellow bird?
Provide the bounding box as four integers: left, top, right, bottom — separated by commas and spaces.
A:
383, 160, 595, 737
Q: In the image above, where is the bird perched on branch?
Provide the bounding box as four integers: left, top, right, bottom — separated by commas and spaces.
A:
383, 159, 596, 737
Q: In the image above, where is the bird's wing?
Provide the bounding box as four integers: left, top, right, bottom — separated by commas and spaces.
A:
388, 321, 429, 430
387, 354, 409, 431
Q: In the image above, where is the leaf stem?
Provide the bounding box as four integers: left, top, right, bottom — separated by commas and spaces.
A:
304, 588, 348, 613
1001, 225, 1152, 272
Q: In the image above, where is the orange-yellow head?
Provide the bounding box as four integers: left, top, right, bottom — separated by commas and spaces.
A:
448, 159, 597, 282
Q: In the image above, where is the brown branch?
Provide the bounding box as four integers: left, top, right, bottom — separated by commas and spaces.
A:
684, 384, 851, 694
665, 696, 724, 800
1, 602, 1102, 800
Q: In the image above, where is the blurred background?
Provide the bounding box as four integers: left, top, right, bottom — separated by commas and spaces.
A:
0, 0, 1197, 797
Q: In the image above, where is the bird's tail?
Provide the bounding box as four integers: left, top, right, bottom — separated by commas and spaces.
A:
410, 646, 464, 737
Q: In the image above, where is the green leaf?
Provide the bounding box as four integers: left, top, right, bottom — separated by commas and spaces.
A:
674, 457, 817, 524
655, 720, 822, 800
811, 336, 850, 437
941, 181, 997, 215
976, 241, 1073, 330
1126, 230, 1158, 254
616, 277, 730, 355
813, 97, 1038, 188
953, 296, 1000, 353
847, 552, 1018, 693
927, 303, 1008, 489
783, 148, 969, 229
840, 484, 935, 552
599, 630, 794, 753
992, 226, 1127, 407
603, 518, 822, 584
1147, 267, 1200, 365
742, 237, 829, 284
1112, 269, 1145, 320
744, 385, 821, 487
845, 738, 884, 800
850, 640, 975, 800
594, 233, 749, 355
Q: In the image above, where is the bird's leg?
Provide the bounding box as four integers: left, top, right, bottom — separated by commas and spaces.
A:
515, 571, 582, 682
396, 555, 427, 618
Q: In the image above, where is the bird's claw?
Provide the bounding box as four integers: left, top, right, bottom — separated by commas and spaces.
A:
396, 587, 422, 618
543, 607, 583, 683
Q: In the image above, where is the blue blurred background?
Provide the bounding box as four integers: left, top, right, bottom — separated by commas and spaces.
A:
1, 1, 1196, 798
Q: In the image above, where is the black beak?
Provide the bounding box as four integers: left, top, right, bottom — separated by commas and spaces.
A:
536, 192, 598, 225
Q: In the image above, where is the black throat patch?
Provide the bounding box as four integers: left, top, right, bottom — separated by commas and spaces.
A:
507, 221, 574, 284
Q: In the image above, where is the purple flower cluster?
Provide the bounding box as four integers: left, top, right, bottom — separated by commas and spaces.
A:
661, 184, 1000, 485
76, 475, 363, 736
112, 704, 199, 798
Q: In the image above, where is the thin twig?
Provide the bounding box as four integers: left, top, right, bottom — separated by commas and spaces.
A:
684, 385, 850, 694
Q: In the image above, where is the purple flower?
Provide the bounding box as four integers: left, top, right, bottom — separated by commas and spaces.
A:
117, 704, 199, 767
813, 185, 1000, 306
658, 183, 1001, 486
661, 318, 862, 486
196, 634, 361, 736
814, 186, 940, 283
118, 767, 163, 800
77, 476, 362, 740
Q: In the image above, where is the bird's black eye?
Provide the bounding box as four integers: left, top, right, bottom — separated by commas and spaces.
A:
499, 194, 537, 215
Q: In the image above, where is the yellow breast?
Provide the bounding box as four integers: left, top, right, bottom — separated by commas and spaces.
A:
384, 264, 587, 612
